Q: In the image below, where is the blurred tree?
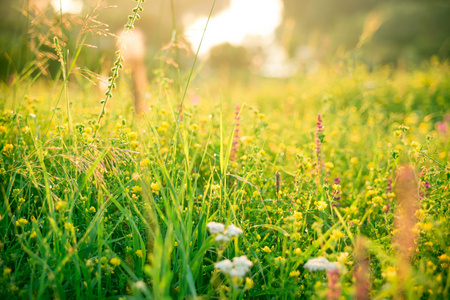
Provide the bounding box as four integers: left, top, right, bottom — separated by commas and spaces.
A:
207, 42, 252, 69
279, 0, 450, 66
0, 0, 231, 82
0, 0, 29, 82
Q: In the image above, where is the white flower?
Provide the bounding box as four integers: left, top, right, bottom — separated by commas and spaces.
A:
215, 256, 253, 278
226, 224, 244, 237
228, 268, 247, 278
327, 262, 339, 271
304, 257, 338, 272
215, 259, 233, 273
232, 255, 253, 273
215, 233, 230, 242
207, 222, 225, 234
135, 281, 146, 290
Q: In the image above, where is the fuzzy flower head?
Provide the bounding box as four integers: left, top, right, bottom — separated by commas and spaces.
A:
233, 256, 253, 273
215, 256, 253, 278
215, 234, 230, 242
226, 224, 243, 237
207, 222, 225, 234
207, 222, 244, 241
215, 259, 233, 274
304, 257, 338, 272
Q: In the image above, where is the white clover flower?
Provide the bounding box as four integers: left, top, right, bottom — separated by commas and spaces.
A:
207, 222, 225, 234
215, 259, 233, 273
226, 224, 244, 237
304, 257, 338, 272
215, 233, 230, 242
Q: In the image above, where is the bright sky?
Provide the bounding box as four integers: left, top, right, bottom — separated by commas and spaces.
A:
184, 0, 284, 57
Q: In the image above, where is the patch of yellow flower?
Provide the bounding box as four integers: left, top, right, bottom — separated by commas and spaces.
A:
135, 250, 144, 258
140, 158, 151, 168
151, 182, 160, 194
439, 253, 449, 262
56, 201, 67, 211
289, 270, 300, 278
2, 143, 13, 154
15, 218, 28, 227
110, 257, 121, 267
131, 185, 142, 194
128, 132, 138, 141
317, 201, 327, 211
324, 162, 334, 169
262, 246, 272, 253
330, 230, 344, 240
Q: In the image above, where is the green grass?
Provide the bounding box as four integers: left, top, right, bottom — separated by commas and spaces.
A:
0, 1, 450, 299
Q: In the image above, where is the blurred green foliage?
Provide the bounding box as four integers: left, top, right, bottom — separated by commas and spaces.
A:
280, 0, 450, 66
0, 0, 449, 82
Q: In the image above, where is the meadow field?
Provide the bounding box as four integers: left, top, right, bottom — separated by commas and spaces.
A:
1, 1, 450, 299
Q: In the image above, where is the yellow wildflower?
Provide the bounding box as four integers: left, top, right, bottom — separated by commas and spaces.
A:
189, 123, 198, 131
157, 126, 167, 133
325, 162, 334, 169
128, 132, 138, 141
131, 185, 142, 194
2, 144, 13, 153
245, 277, 254, 290
439, 254, 449, 262
55, 201, 67, 211
350, 157, 359, 165
89, 206, 96, 213
65, 223, 75, 231
421, 222, 433, 231
110, 257, 121, 267
135, 250, 143, 258
3, 268, 12, 276
262, 246, 272, 253
410, 141, 420, 148
317, 201, 327, 211
240, 136, 254, 144
140, 158, 151, 168
151, 182, 160, 194
130, 141, 139, 149
331, 230, 344, 240
289, 270, 300, 278
15, 218, 28, 227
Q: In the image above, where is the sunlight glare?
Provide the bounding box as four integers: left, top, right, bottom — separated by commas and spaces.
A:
51, 0, 83, 14
184, 0, 283, 57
